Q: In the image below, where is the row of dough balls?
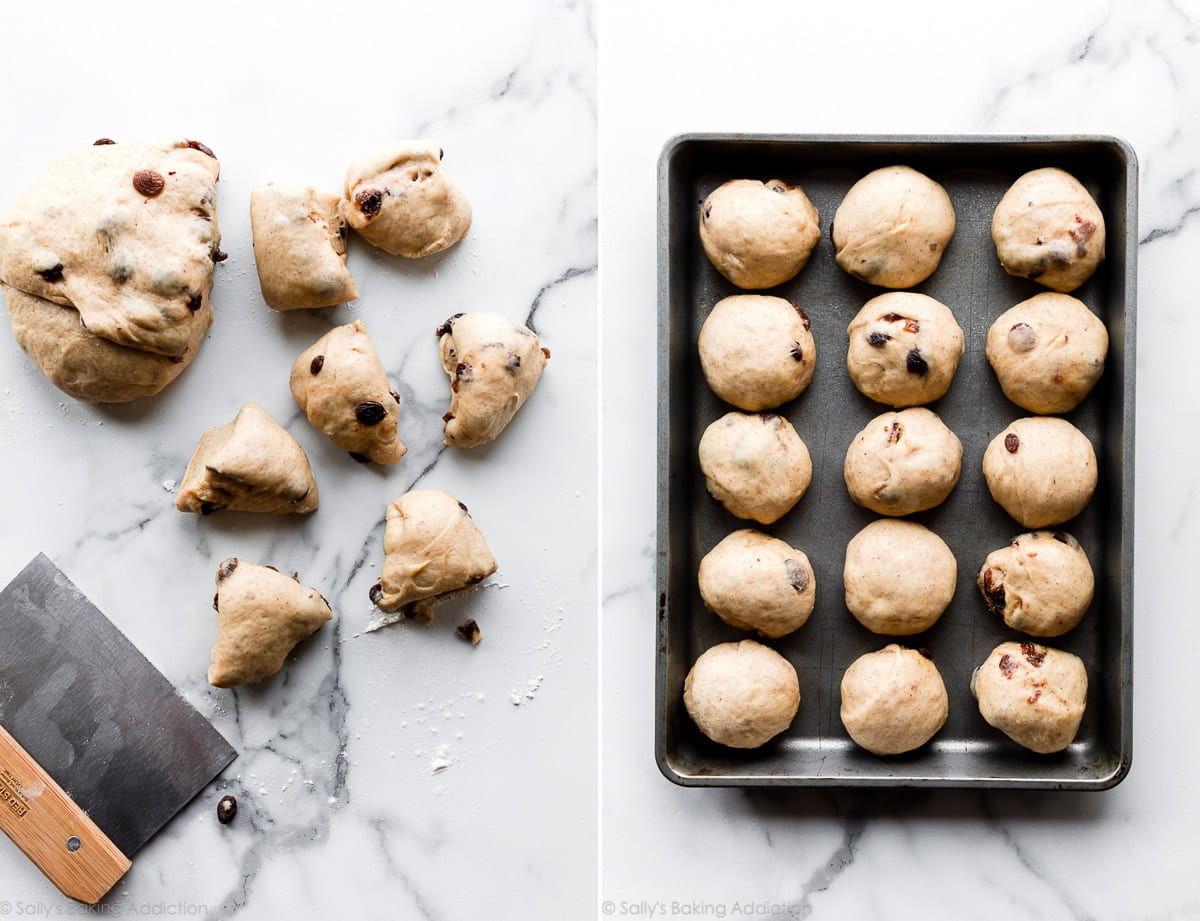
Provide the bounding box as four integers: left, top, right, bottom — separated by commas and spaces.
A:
700, 291, 1108, 416
701, 524, 1094, 642
207, 489, 498, 687
684, 639, 1087, 755
699, 409, 1098, 529
700, 165, 1105, 293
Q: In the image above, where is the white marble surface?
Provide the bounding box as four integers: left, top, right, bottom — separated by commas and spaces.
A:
601, 1, 1200, 919
0, 1, 596, 918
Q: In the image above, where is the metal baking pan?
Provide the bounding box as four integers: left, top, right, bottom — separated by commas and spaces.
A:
656, 134, 1135, 788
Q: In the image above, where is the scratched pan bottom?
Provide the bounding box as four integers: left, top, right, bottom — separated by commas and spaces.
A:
655, 134, 1135, 788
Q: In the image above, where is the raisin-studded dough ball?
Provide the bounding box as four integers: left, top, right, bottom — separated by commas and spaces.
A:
992, 168, 1105, 293
978, 531, 1094, 637
832, 165, 956, 289
698, 295, 816, 411
683, 639, 800, 749
982, 417, 1097, 528
699, 179, 821, 289
843, 408, 962, 516
840, 645, 948, 755
971, 641, 1088, 753
846, 292, 964, 407
843, 519, 957, 635
698, 529, 816, 639
985, 292, 1108, 414
698, 412, 812, 524
341, 141, 470, 258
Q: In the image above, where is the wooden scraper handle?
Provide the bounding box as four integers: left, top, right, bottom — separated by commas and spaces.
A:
0, 723, 130, 903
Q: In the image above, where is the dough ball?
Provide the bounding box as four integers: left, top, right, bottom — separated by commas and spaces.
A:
843, 519, 957, 635
0, 137, 222, 359
697, 529, 816, 639
698, 295, 816, 411
699, 179, 821, 289
438, 312, 549, 448
209, 558, 332, 688
250, 182, 357, 309
971, 641, 1087, 753
978, 530, 1094, 637
371, 490, 498, 623
840, 645, 948, 755
341, 141, 470, 258
4, 282, 209, 403
846, 292, 964, 407
832, 165, 955, 289
985, 292, 1108, 414
844, 407, 962, 516
176, 402, 319, 515
982, 417, 1097, 527
698, 412, 812, 524
290, 320, 407, 465
991, 167, 1105, 293
683, 639, 800, 749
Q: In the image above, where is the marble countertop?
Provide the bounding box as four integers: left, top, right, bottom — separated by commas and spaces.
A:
601, 0, 1199, 919
0, 1, 596, 918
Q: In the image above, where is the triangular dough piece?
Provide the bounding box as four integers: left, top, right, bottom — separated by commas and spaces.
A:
176, 402, 318, 514
0, 138, 223, 357
208, 559, 332, 688
438, 312, 549, 448
290, 320, 406, 464
370, 490, 497, 623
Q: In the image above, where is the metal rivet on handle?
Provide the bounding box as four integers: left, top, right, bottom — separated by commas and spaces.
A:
65, 836, 81, 852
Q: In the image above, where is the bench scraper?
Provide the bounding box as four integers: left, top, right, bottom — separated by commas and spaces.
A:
0, 553, 236, 903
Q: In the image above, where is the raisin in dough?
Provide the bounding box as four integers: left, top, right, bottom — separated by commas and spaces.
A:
979, 531, 1094, 637
683, 639, 800, 749
341, 141, 470, 258
4, 282, 210, 403
832, 166, 955, 289
0, 138, 222, 359
438, 312, 549, 448
697, 529, 816, 639
698, 295, 816, 411
992, 168, 1105, 293
370, 490, 498, 622
290, 320, 406, 464
250, 182, 357, 309
844, 408, 962, 516
982, 417, 1097, 527
176, 402, 318, 515
208, 558, 332, 688
698, 412, 812, 524
699, 179, 821, 289
843, 519, 957, 635
985, 292, 1108, 414
971, 641, 1087, 753
846, 292, 964, 407
840, 645, 948, 755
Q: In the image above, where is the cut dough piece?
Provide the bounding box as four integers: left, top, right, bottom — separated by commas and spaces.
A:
843, 519, 957, 635
684, 639, 800, 749
843, 407, 962, 516
697, 529, 816, 639
208, 558, 332, 688
4, 282, 210, 403
698, 179, 821, 289
290, 320, 406, 464
176, 402, 318, 515
992, 168, 1105, 293
341, 141, 470, 258
698, 412, 812, 524
971, 641, 1088, 753
982, 417, 1096, 527
371, 490, 498, 623
978, 530, 1094, 637
0, 137, 223, 358
840, 645, 948, 755
250, 182, 357, 309
437, 312, 550, 447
